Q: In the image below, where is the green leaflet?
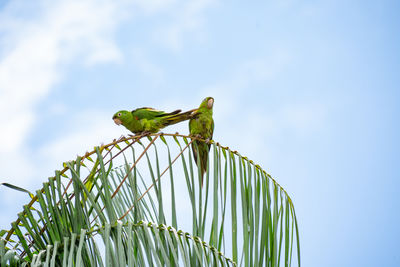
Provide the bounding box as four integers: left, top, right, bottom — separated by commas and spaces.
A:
2, 133, 299, 267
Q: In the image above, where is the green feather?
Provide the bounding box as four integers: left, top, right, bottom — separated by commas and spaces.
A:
113, 107, 197, 135
189, 97, 214, 187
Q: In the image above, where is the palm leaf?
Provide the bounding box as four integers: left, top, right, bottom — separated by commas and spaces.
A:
1, 133, 300, 266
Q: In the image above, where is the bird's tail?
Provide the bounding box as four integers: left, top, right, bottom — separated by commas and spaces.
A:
162, 108, 198, 126
191, 140, 210, 188
155, 109, 181, 116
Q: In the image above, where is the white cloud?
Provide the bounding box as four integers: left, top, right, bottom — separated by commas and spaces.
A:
245, 103, 326, 140
0, 149, 35, 187
0, 0, 128, 153
0, 109, 122, 229
131, 47, 166, 86
194, 51, 326, 163
0, 0, 217, 196
0, 0, 217, 232
131, 0, 177, 14
0, 0, 216, 156
200, 50, 292, 119
216, 102, 326, 164
37, 110, 122, 175
0, 1, 133, 216
154, 0, 217, 51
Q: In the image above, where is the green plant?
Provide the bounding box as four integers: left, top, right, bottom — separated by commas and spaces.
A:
1, 133, 300, 266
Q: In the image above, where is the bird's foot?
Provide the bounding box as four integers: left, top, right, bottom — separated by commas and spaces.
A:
193, 134, 202, 139
205, 138, 211, 144
138, 131, 152, 137
117, 134, 127, 140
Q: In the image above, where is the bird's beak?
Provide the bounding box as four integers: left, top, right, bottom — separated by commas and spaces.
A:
113, 118, 122, 125
207, 98, 214, 109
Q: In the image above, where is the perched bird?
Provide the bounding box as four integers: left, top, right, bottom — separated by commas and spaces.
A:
113, 107, 197, 135
189, 97, 214, 186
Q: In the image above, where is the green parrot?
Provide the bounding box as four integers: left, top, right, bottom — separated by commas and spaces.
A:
113, 107, 197, 135
189, 97, 214, 187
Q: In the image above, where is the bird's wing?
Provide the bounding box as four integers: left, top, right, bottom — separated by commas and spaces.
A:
132, 107, 182, 120
155, 109, 181, 117
131, 107, 165, 119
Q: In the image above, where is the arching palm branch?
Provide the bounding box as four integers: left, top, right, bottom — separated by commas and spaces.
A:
0, 133, 300, 266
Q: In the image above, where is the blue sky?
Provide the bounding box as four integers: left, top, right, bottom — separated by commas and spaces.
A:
0, 0, 399, 266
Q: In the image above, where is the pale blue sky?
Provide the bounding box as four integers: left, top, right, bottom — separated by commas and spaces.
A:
0, 0, 399, 266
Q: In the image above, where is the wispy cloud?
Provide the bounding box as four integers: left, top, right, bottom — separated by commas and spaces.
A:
0, 0, 127, 154
131, 0, 177, 14
154, 0, 217, 51
196, 51, 326, 162
130, 47, 166, 86
0, 0, 217, 194
37, 110, 122, 175
200, 49, 292, 119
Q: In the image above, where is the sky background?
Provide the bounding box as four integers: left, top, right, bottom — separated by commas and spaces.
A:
0, 0, 399, 266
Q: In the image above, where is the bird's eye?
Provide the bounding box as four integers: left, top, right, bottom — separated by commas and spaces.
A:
118, 113, 121, 117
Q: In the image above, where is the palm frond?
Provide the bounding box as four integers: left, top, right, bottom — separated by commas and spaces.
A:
2, 133, 300, 266
1, 222, 235, 266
